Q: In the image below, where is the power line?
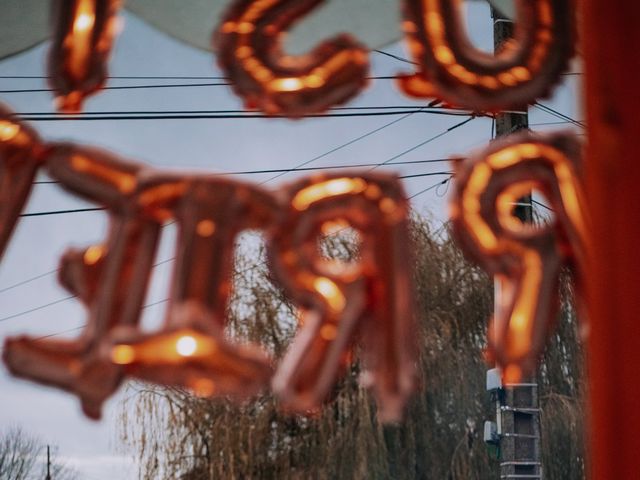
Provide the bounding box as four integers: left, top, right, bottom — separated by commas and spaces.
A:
373, 49, 417, 65
371, 116, 476, 170
0, 268, 59, 294
17, 109, 474, 122
20, 172, 452, 218
20, 207, 104, 217
14, 105, 442, 117
0, 295, 76, 323
0, 255, 179, 298
27, 298, 171, 341
0, 75, 230, 80
254, 107, 429, 185
0, 82, 228, 94
33, 325, 85, 341
533, 102, 585, 128
532, 198, 554, 212
529, 120, 586, 127
0, 72, 585, 80
0, 75, 400, 85
33, 157, 460, 185
409, 176, 454, 200
0, 279, 173, 327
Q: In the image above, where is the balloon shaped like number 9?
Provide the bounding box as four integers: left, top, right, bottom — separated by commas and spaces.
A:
449, 132, 587, 382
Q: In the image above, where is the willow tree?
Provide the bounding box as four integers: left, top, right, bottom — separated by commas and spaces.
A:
120, 218, 585, 479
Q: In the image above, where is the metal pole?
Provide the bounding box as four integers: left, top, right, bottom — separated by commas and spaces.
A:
45, 445, 51, 480
490, 6, 541, 479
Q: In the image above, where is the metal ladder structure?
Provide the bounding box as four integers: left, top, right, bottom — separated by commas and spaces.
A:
485, 369, 542, 479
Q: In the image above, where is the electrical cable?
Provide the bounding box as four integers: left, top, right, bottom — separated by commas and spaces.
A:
20, 207, 104, 218
533, 102, 585, 128
531, 198, 554, 212
0, 75, 404, 88
0, 82, 229, 94
409, 176, 454, 200
17, 109, 474, 122
0, 268, 59, 294
0, 250, 182, 297
0, 295, 76, 323
33, 157, 460, 185
371, 116, 476, 170
529, 120, 586, 127
373, 49, 417, 65
20, 172, 453, 218
17, 105, 461, 116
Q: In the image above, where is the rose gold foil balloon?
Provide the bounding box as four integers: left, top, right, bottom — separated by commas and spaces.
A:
449, 132, 587, 383
268, 172, 417, 422
107, 174, 275, 398
48, 0, 122, 112
0, 105, 44, 260
1, 114, 417, 421
214, 0, 369, 117
398, 0, 575, 111
3, 144, 161, 419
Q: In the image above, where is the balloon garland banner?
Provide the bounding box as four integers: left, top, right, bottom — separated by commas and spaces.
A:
48, 0, 575, 115
0, 113, 586, 420
0, 105, 417, 422
1, 0, 586, 421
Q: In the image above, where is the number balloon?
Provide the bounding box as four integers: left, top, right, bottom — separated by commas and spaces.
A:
268, 173, 417, 422
449, 132, 587, 382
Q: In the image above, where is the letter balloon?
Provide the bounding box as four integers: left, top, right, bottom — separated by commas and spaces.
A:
214, 0, 370, 117
398, 0, 575, 111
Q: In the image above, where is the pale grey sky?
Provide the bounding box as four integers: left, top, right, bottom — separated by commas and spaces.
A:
0, 4, 580, 479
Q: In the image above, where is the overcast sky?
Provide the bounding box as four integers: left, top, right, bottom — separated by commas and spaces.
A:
0, 3, 581, 479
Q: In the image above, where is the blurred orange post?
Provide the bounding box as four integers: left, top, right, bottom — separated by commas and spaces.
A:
582, 1, 640, 478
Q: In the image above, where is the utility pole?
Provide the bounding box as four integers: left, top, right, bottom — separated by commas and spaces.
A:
486, 6, 541, 480
45, 445, 51, 480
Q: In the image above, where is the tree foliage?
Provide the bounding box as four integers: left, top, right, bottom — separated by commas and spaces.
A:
120, 218, 585, 479
0, 427, 77, 480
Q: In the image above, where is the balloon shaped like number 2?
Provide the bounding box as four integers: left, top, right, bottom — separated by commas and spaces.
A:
0, 104, 416, 422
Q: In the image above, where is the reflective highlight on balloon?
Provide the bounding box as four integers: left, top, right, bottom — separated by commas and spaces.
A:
0, 104, 416, 421
269, 173, 417, 422
398, 0, 574, 110
48, 0, 122, 112
450, 132, 587, 382
214, 0, 370, 117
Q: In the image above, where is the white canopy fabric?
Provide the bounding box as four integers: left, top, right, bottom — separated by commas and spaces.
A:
0, 0, 514, 60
